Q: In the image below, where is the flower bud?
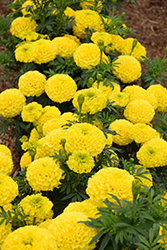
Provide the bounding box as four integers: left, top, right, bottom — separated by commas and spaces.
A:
61, 138, 66, 146
88, 77, 94, 85
33, 120, 38, 127
77, 94, 85, 106
132, 179, 141, 197
97, 73, 102, 81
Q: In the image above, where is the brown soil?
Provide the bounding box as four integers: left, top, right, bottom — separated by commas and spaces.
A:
0, 0, 167, 175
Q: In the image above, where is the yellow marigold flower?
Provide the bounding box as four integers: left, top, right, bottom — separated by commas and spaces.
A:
0, 152, 13, 176
67, 150, 95, 174
1, 225, 58, 250
72, 9, 104, 38
21, 102, 43, 122
0, 88, 26, 118
29, 127, 42, 141
80, 0, 103, 13
130, 123, 160, 144
73, 87, 107, 114
52, 36, 80, 59
109, 91, 129, 107
37, 105, 61, 132
124, 99, 155, 124
33, 39, 57, 64
26, 157, 64, 191
18, 31, 47, 41
19, 193, 53, 224
0, 174, 18, 206
34, 138, 48, 159
123, 85, 158, 109
64, 6, 75, 19
18, 70, 46, 97
20, 151, 32, 170
21, 0, 36, 16
133, 165, 153, 189
109, 119, 133, 146
86, 167, 134, 207
48, 212, 98, 250
10, 16, 37, 38
136, 138, 167, 168
112, 55, 142, 83
74, 43, 101, 69
147, 84, 167, 112
65, 123, 106, 156
45, 74, 77, 103
0, 145, 12, 157
43, 128, 67, 156
121, 38, 147, 60
38, 219, 53, 230
91, 32, 123, 53
63, 198, 99, 219
15, 41, 37, 63
0, 218, 11, 247
42, 113, 77, 136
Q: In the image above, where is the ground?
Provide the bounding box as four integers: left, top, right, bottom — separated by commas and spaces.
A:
0, 0, 167, 174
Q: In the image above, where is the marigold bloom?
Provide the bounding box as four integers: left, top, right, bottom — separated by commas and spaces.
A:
1, 225, 58, 250
109, 91, 129, 107
19, 193, 54, 224
26, 157, 64, 191
0, 174, 18, 206
67, 150, 95, 173
63, 198, 99, 219
18, 70, 46, 97
20, 151, 32, 170
48, 212, 98, 250
10, 16, 37, 38
121, 38, 147, 60
124, 99, 155, 124
130, 123, 160, 144
91, 32, 123, 53
112, 55, 142, 83
0, 145, 12, 157
158, 225, 167, 249
73, 9, 104, 38
73, 87, 107, 114
86, 167, 134, 206
52, 35, 80, 58
42, 113, 77, 136
45, 74, 77, 103
37, 105, 61, 132
74, 43, 103, 69
0, 219, 11, 247
33, 39, 57, 64
123, 85, 158, 109
21, 102, 43, 122
43, 128, 67, 156
15, 42, 37, 63
65, 123, 106, 156
136, 138, 167, 168
0, 152, 13, 176
0, 88, 26, 118
109, 119, 133, 146
147, 84, 167, 112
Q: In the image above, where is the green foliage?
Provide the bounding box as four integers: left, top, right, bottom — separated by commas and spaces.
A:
141, 53, 167, 87
0, 205, 29, 230
82, 187, 167, 250
14, 167, 34, 200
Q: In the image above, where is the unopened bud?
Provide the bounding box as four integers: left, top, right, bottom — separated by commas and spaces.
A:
88, 77, 94, 85
78, 94, 85, 106
112, 0, 117, 3
97, 73, 102, 81
61, 138, 66, 146
33, 120, 38, 127
97, 39, 104, 51
132, 179, 141, 197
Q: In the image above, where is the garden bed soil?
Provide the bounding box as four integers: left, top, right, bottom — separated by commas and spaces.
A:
0, 0, 167, 175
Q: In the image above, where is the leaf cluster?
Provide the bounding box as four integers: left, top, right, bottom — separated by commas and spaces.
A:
82, 187, 167, 250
